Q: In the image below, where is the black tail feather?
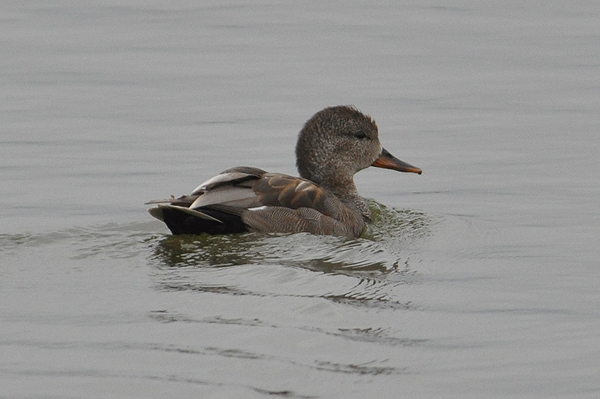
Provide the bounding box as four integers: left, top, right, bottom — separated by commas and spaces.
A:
159, 207, 247, 235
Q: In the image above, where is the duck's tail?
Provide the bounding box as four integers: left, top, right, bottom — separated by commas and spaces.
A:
148, 204, 247, 235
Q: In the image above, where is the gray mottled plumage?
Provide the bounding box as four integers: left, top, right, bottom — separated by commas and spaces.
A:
146, 106, 421, 238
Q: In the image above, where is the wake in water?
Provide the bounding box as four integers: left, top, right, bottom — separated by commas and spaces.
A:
0, 201, 436, 312
149, 200, 434, 272
147, 201, 436, 311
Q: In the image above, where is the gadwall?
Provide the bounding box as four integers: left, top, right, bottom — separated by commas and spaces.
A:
146, 106, 421, 238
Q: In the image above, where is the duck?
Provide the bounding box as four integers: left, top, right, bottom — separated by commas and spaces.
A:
146, 105, 421, 238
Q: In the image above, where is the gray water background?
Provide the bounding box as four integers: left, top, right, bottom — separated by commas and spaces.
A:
1, 1, 599, 398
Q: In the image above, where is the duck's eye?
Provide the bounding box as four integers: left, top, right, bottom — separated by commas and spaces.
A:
353, 131, 367, 140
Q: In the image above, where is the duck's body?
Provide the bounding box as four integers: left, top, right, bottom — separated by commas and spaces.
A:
147, 106, 421, 238
148, 166, 368, 238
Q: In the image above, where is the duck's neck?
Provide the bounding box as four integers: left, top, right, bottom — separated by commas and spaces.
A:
322, 175, 372, 222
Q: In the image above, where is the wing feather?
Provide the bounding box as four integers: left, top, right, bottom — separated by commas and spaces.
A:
190, 166, 266, 194
253, 173, 336, 217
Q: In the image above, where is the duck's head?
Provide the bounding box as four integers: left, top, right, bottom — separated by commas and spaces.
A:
295, 105, 421, 196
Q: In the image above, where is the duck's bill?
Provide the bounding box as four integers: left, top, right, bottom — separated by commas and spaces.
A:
372, 148, 422, 174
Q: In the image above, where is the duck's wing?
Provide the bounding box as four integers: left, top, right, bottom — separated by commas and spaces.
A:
250, 173, 340, 215
146, 167, 266, 235
145, 167, 266, 208
147, 167, 364, 237
242, 173, 365, 238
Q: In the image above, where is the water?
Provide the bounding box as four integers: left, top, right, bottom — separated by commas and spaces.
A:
1, 1, 599, 398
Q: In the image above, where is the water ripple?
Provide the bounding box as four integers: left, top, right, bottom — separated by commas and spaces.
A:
1, 203, 434, 317
148, 200, 435, 273
145, 202, 434, 312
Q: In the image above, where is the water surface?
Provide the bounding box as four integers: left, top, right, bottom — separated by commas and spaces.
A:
1, 1, 599, 398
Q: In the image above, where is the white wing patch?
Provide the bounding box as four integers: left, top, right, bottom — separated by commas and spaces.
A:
248, 206, 268, 211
